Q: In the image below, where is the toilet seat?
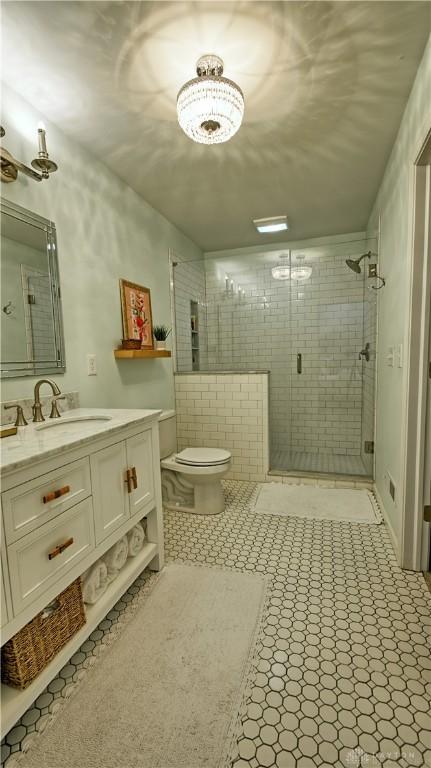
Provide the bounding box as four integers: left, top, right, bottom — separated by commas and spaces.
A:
175, 447, 231, 467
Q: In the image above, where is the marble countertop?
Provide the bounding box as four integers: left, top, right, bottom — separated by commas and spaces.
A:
0, 408, 162, 474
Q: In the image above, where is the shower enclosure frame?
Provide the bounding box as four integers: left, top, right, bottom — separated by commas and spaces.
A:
169, 234, 377, 481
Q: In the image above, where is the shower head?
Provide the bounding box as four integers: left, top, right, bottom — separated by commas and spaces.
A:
345, 251, 372, 274
346, 258, 362, 273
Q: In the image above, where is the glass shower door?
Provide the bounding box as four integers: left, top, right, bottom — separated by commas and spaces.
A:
286, 239, 371, 477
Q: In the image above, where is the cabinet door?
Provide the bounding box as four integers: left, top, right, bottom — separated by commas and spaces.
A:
126, 430, 155, 517
1, 562, 8, 627
90, 442, 129, 543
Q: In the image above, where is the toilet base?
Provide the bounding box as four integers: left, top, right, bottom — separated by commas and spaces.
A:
161, 468, 226, 515
193, 480, 225, 515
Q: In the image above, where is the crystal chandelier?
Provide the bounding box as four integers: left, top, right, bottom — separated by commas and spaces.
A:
177, 54, 244, 145
271, 254, 291, 280
291, 255, 312, 281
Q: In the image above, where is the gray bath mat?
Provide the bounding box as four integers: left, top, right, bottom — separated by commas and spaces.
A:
253, 483, 381, 523
16, 563, 268, 768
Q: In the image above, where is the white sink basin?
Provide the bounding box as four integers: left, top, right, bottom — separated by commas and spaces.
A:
35, 415, 112, 433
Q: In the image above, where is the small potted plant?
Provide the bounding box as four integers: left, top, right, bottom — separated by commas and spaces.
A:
153, 325, 171, 351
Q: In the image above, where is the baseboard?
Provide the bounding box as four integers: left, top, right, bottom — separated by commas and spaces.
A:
373, 484, 400, 563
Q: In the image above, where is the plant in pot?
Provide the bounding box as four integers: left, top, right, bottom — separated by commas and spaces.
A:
153, 325, 171, 351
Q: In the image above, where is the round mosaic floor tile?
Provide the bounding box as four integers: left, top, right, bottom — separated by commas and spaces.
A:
2, 480, 430, 768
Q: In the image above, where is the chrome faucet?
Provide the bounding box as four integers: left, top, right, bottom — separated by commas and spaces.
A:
32, 379, 61, 422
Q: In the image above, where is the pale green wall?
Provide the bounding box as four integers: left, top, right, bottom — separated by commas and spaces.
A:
1, 84, 202, 408
367, 35, 431, 550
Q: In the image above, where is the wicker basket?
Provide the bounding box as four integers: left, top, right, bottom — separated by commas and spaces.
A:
1, 578, 86, 690
120, 339, 142, 350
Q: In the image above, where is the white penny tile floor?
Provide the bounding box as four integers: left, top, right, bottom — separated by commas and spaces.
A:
2, 480, 430, 768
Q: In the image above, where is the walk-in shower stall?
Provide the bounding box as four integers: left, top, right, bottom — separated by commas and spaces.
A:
171, 235, 378, 478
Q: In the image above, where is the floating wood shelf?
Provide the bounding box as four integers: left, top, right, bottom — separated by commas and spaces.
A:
114, 348, 171, 359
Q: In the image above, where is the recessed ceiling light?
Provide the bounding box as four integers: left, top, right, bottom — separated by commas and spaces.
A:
253, 215, 288, 234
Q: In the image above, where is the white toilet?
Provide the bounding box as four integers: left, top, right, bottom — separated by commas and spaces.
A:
158, 410, 231, 515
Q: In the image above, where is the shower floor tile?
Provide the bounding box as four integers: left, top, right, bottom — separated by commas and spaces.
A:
271, 450, 369, 476
2, 481, 430, 768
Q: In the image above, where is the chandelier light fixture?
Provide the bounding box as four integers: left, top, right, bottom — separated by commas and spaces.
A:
271, 253, 291, 281
291, 255, 312, 281
177, 54, 244, 145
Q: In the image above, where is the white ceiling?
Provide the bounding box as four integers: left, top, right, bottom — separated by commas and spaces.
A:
2, 1, 430, 251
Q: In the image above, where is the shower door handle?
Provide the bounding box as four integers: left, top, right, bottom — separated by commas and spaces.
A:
297, 353, 302, 374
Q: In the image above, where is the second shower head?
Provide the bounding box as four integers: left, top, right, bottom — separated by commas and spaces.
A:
345, 251, 372, 274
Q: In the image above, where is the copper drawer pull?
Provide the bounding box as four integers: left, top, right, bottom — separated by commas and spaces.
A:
125, 469, 133, 494
43, 485, 70, 504
131, 466, 138, 490
48, 537, 74, 560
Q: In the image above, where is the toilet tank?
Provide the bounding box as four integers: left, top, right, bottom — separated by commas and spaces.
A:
158, 410, 177, 459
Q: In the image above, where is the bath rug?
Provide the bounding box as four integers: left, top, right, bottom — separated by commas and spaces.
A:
16, 563, 268, 768
253, 482, 381, 523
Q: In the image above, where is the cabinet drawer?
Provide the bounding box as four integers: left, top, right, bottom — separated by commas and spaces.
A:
2, 458, 91, 544
8, 498, 95, 614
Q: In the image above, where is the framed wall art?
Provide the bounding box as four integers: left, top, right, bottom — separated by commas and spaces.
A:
119, 279, 153, 349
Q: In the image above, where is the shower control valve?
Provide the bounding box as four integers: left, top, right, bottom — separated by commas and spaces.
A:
359, 343, 370, 362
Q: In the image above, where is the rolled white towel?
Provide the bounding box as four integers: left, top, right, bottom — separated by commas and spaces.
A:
127, 524, 146, 557
103, 536, 128, 581
82, 561, 108, 605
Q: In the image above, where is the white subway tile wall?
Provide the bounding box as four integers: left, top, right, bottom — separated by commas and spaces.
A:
21, 266, 57, 364
174, 373, 269, 481
172, 259, 208, 372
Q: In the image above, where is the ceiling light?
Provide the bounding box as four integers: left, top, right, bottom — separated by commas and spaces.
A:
271, 253, 291, 280
177, 54, 244, 145
254, 216, 288, 234
291, 255, 312, 281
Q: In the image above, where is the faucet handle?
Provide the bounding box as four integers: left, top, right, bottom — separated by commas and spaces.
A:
49, 395, 66, 419
4, 404, 28, 427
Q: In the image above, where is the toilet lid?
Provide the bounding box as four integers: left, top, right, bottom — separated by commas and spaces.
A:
175, 448, 231, 466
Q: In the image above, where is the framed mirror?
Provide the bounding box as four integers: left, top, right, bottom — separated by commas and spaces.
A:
1, 199, 65, 378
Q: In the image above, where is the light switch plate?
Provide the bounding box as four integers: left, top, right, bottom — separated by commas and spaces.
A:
87, 354, 97, 375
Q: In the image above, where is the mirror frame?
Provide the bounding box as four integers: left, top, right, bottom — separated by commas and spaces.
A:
1, 198, 66, 378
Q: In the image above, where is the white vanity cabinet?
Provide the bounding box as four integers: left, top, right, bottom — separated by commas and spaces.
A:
0, 408, 164, 737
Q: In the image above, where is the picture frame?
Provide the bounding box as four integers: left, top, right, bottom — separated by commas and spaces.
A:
119, 279, 153, 349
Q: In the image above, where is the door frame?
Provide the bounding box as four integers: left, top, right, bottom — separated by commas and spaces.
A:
401, 126, 431, 571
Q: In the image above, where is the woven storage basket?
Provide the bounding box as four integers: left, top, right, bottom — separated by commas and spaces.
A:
1, 578, 86, 690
